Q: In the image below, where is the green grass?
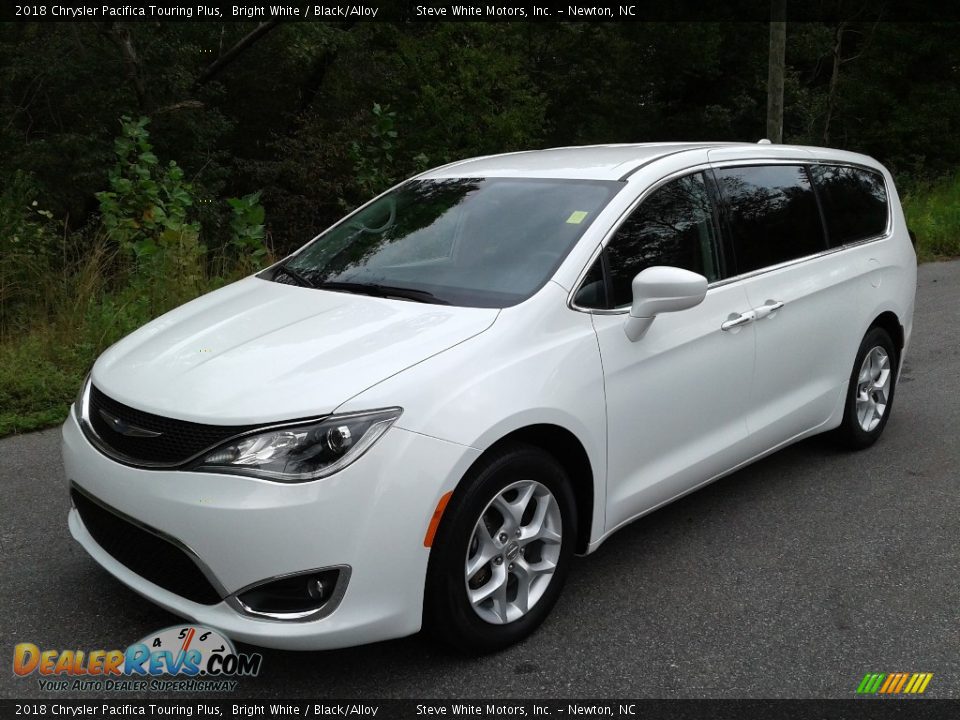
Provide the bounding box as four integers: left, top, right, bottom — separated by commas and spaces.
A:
0, 236, 249, 438
0, 286, 155, 437
902, 173, 960, 261
0, 334, 82, 436
0, 287, 157, 437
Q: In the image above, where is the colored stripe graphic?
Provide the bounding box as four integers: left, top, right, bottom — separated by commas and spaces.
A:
904, 674, 920, 693
857, 672, 933, 694
864, 673, 886, 694
906, 673, 933, 694
879, 674, 897, 693
892, 673, 909, 693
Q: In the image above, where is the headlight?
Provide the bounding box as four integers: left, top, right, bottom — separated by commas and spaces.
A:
74, 373, 91, 418
190, 408, 402, 482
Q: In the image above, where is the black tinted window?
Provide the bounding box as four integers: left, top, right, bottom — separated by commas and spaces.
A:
284, 177, 620, 308
809, 164, 888, 246
587, 173, 719, 309
573, 256, 607, 309
715, 165, 826, 274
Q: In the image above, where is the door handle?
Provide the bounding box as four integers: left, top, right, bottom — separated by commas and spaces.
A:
754, 300, 785, 319
721, 311, 756, 331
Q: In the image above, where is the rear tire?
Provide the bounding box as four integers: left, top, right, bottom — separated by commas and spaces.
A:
833, 326, 898, 450
424, 443, 576, 654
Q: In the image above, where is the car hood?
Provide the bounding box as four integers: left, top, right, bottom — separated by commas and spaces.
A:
92, 277, 499, 424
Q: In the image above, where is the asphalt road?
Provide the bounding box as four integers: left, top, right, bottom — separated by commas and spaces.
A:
2, 260, 958, 700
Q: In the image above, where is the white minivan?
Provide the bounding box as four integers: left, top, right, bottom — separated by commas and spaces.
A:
63, 142, 916, 652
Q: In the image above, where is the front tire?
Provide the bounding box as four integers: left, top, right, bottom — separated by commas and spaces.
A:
834, 326, 898, 449
424, 443, 576, 654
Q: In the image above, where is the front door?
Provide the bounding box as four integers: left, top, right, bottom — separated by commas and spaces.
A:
574, 171, 757, 533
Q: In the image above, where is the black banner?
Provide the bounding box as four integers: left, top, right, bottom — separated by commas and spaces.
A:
0, 0, 953, 23
2, 700, 960, 719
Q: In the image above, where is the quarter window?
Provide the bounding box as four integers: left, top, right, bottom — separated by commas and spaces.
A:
572, 256, 608, 309
809, 164, 888, 246
714, 165, 826, 274
576, 172, 720, 309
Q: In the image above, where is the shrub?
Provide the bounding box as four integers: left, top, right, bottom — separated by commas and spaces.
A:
228, 191, 269, 270
902, 174, 960, 261
0, 118, 271, 437
0, 171, 61, 341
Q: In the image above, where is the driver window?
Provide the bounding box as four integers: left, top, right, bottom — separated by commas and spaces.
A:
575, 172, 720, 309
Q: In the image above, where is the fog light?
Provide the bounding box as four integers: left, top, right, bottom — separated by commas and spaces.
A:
307, 577, 330, 601
235, 568, 342, 619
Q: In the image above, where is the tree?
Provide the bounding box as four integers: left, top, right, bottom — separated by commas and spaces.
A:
767, 0, 787, 142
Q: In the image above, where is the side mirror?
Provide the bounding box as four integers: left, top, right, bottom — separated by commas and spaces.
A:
624, 266, 708, 341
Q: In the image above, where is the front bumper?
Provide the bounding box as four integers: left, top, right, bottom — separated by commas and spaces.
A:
61, 408, 479, 650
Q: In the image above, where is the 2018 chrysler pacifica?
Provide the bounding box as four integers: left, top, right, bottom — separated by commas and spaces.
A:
63, 142, 916, 652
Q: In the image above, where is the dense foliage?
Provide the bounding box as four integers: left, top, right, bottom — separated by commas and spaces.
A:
0, 20, 958, 435
3, 22, 959, 250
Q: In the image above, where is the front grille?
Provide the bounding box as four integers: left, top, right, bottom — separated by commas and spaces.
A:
87, 385, 257, 465
71, 487, 222, 605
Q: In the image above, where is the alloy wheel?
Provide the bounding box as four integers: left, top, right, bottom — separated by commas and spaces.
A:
856, 346, 891, 432
464, 480, 562, 625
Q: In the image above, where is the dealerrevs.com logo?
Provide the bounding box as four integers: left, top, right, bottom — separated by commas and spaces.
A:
13, 625, 262, 692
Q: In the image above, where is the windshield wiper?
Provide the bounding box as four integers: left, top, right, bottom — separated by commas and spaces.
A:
314, 281, 449, 305
273, 264, 316, 288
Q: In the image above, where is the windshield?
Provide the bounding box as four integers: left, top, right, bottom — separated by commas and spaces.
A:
275, 177, 622, 308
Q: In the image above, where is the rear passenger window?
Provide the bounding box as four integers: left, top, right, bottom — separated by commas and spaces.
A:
809, 164, 888, 245
715, 165, 826, 274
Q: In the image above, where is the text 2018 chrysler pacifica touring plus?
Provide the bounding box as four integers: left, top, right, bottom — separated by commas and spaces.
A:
63, 142, 916, 652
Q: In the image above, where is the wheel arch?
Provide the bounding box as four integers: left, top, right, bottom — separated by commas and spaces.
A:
868, 310, 904, 360
457, 424, 596, 555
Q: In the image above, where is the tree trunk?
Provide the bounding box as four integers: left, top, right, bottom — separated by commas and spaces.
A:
194, 22, 280, 88
823, 22, 847, 145
766, 0, 787, 143
102, 23, 149, 112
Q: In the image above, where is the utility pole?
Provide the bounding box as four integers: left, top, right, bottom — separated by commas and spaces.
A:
766, 0, 786, 143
